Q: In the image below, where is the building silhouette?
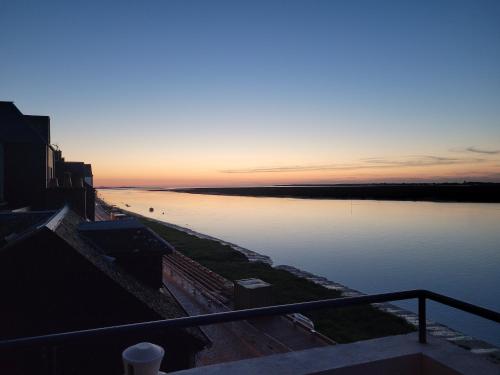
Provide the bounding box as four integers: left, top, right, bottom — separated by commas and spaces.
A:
0, 208, 208, 374
0, 101, 94, 219
0, 102, 210, 373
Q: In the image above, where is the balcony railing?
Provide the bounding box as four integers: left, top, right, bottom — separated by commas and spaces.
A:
0, 289, 499, 350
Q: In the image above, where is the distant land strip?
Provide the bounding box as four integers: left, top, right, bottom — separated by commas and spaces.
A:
171, 183, 500, 203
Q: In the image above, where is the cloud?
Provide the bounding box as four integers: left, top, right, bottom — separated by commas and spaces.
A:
465, 147, 500, 155
360, 155, 471, 167
451, 146, 500, 155
220, 155, 485, 174
222, 164, 359, 173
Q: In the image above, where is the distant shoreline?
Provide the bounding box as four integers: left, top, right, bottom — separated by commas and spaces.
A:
169, 183, 500, 203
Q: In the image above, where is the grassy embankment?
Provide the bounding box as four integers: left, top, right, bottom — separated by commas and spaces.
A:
142, 218, 415, 343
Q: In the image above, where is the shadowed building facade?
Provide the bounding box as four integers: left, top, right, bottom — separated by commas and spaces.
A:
0, 102, 210, 373
0, 101, 95, 219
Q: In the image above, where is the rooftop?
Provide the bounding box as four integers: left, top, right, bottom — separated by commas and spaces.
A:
78, 218, 174, 255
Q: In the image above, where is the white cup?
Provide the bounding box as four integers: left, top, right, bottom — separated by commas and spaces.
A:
123, 342, 165, 375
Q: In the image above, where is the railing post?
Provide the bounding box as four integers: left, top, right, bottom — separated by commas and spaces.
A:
418, 295, 427, 343
123, 342, 165, 375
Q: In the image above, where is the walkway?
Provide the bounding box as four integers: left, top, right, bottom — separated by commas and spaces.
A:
163, 266, 291, 365
94, 200, 111, 221
163, 254, 332, 366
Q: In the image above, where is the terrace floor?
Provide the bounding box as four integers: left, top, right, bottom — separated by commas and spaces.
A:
171, 332, 499, 375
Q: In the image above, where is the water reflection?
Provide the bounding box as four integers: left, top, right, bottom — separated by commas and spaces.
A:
98, 189, 500, 345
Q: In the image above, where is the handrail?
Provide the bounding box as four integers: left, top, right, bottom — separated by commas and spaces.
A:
0, 289, 498, 350
424, 290, 500, 322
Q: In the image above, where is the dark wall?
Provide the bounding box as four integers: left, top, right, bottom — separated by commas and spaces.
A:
115, 253, 164, 288
0, 142, 4, 202
0, 229, 201, 374
80, 227, 167, 287
3, 142, 47, 208
24, 115, 50, 144
52, 161, 95, 220
45, 187, 95, 221
85, 186, 95, 221
45, 187, 87, 219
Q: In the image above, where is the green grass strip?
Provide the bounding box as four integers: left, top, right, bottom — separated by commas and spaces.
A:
143, 218, 415, 343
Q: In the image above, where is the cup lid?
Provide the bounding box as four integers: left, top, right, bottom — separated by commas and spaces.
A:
122, 342, 165, 364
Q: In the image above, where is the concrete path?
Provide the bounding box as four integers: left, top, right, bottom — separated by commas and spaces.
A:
94, 200, 110, 221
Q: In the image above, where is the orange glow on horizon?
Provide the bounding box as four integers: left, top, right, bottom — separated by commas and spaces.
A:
93, 161, 500, 187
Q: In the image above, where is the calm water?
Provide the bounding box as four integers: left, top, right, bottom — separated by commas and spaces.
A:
98, 189, 500, 345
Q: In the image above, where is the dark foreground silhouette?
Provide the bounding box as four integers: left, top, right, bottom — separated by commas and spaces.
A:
172, 183, 500, 203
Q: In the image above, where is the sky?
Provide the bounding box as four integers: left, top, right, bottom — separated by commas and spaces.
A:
1, 0, 499, 187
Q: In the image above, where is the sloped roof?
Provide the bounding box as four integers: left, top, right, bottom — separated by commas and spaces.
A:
78, 218, 174, 256
54, 208, 186, 319
0, 206, 209, 347
0, 206, 210, 349
0, 210, 56, 246
53, 209, 209, 345
0, 101, 46, 143
79, 218, 145, 231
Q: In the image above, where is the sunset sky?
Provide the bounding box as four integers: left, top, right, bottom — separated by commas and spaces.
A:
1, 1, 499, 187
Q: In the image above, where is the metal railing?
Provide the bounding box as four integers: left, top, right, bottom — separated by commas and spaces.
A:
0, 289, 498, 350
